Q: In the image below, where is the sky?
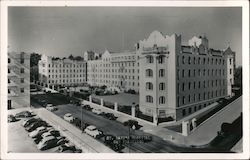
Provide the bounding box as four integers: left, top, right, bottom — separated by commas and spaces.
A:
8, 7, 242, 66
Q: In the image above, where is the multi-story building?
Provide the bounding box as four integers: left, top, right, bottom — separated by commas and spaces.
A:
84, 50, 140, 92
38, 30, 235, 123
137, 31, 235, 123
8, 52, 30, 109
38, 55, 87, 87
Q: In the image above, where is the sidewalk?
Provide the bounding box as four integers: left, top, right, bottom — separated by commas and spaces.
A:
33, 108, 115, 153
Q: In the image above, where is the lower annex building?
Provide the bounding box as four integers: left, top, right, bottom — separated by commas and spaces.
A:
38, 30, 235, 122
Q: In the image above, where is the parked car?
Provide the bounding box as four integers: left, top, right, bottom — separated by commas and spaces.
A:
56, 136, 69, 145
15, 111, 32, 118
63, 113, 74, 123
46, 104, 58, 111
58, 144, 82, 153
29, 126, 47, 138
8, 114, 16, 122
37, 136, 58, 150
123, 120, 140, 130
92, 108, 103, 115
84, 125, 103, 138
82, 104, 93, 111
45, 129, 60, 137
26, 120, 48, 132
103, 113, 117, 120
22, 118, 40, 127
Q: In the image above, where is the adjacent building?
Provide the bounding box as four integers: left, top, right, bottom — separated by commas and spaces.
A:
84, 50, 140, 92
8, 52, 30, 109
38, 55, 87, 87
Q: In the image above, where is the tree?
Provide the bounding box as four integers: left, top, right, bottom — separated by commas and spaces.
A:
30, 53, 41, 67
234, 66, 242, 88
68, 54, 74, 60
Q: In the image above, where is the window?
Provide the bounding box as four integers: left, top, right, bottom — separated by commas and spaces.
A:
182, 109, 186, 116
8, 79, 10, 83
158, 56, 164, 64
188, 108, 192, 114
20, 88, 24, 93
146, 69, 153, 77
188, 57, 191, 64
159, 83, 165, 90
182, 56, 185, 64
146, 82, 153, 90
182, 70, 185, 77
159, 96, 165, 104
8, 58, 11, 63
188, 70, 191, 77
159, 69, 165, 77
188, 82, 191, 90
182, 96, 185, 105
8, 89, 10, 94
229, 59, 232, 65
182, 83, 185, 91
21, 78, 24, 83
146, 95, 153, 103
146, 55, 154, 63
230, 69, 232, 75
20, 68, 24, 73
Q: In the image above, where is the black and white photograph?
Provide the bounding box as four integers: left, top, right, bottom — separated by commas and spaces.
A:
1, 0, 249, 159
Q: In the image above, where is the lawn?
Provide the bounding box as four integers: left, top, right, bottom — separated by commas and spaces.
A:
31, 93, 77, 106
93, 93, 139, 106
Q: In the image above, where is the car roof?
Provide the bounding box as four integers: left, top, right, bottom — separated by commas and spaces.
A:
36, 126, 46, 130
42, 132, 52, 137
87, 125, 96, 130
65, 113, 72, 116
42, 135, 55, 142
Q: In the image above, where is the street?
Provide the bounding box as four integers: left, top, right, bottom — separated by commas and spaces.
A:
31, 99, 233, 153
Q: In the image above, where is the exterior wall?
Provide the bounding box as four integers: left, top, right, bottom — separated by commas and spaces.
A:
8, 52, 30, 109
226, 53, 235, 97
38, 55, 87, 87
137, 31, 180, 123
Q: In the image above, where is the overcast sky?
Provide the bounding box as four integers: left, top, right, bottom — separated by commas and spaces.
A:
8, 7, 242, 66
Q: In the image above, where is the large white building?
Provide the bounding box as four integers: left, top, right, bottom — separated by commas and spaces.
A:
38, 55, 87, 87
8, 52, 30, 109
137, 31, 235, 123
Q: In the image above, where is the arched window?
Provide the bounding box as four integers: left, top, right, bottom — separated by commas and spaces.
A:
159, 83, 165, 90
145, 69, 153, 77
146, 95, 153, 103
159, 96, 165, 104
146, 82, 153, 90
159, 69, 165, 77
146, 55, 154, 63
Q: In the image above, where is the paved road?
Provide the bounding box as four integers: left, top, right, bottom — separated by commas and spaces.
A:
186, 96, 242, 146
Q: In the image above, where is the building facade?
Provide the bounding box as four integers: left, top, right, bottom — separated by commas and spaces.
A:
38, 55, 87, 87
137, 31, 235, 123
84, 50, 140, 92
8, 52, 30, 109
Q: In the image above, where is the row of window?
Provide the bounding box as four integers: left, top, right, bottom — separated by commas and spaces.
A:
177, 68, 226, 79
100, 61, 137, 68
145, 69, 165, 77
146, 82, 166, 91
8, 57, 25, 64
48, 69, 85, 73
146, 95, 166, 104
177, 55, 226, 66
8, 68, 25, 74
110, 55, 136, 61
8, 78, 25, 84
177, 89, 226, 106
48, 63, 85, 68
48, 74, 85, 78
90, 68, 139, 74
182, 103, 213, 117
8, 88, 25, 94
88, 79, 139, 87
48, 78, 85, 84
90, 74, 139, 80
177, 79, 226, 92
146, 55, 165, 64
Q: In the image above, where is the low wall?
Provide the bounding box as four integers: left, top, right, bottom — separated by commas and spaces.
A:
83, 100, 157, 126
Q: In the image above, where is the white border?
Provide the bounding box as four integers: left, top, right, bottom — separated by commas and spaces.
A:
1, 1, 249, 159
